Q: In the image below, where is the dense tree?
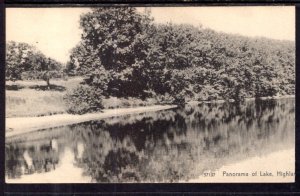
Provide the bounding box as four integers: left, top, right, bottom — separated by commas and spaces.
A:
22, 53, 63, 89
66, 7, 295, 114
6, 41, 63, 89
6, 41, 35, 81
77, 7, 153, 97
65, 60, 77, 77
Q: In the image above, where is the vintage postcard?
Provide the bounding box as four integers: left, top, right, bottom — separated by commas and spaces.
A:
5, 6, 295, 183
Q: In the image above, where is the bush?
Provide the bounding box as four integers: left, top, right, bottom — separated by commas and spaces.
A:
194, 85, 221, 101
155, 93, 176, 105
64, 85, 104, 114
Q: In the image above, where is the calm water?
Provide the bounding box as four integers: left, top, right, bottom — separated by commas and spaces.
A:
5, 98, 295, 183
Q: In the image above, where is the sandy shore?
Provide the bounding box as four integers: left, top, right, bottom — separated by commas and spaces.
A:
186, 148, 295, 183
6, 105, 177, 138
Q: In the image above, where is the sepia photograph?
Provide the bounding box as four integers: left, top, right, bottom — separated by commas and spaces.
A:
5, 6, 295, 183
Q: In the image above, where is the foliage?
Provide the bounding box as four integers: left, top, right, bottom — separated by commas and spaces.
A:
64, 85, 104, 114
65, 7, 295, 113
6, 41, 35, 81
6, 41, 63, 89
70, 7, 153, 98
65, 60, 77, 76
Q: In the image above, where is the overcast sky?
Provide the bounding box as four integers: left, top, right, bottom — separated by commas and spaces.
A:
6, 6, 295, 64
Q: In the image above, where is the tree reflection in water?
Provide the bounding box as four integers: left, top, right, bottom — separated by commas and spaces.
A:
5, 138, 60, 179
6, 98, 295, 182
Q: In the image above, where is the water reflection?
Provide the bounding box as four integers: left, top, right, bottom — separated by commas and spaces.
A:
6, 98, 295, 182
6, 139, 60, 179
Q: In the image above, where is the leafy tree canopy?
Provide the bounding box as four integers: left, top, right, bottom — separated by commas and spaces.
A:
6, 41, 63, 89
66, 7, 295, 114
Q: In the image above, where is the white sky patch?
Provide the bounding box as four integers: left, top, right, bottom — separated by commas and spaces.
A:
148, 7, 295, 41
6, 6, 295, 64
6, 8, 89, 64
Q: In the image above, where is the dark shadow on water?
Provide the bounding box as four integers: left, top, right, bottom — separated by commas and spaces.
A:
5, 84, 25, 91
29, 84, 66, 92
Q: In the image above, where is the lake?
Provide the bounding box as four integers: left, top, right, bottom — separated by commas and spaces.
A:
5, 98, 295, 183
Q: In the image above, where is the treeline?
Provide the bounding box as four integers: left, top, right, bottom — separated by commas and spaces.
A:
6, 41, 64, 89
6, 7, 295, 114
64, 7, 295, 114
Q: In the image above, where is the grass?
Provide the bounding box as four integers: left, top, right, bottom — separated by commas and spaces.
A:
6, 77, 159, 118
6, 89, 66, 117
6, 77, 82, 118
6, 77, 82, 90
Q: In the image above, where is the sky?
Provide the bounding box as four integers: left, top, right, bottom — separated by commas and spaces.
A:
6, 6, 295, 64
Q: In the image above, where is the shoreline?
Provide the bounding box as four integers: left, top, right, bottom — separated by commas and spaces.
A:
6, 105, 177, 138
6, 95, 295, 138
187, 95, 295, 105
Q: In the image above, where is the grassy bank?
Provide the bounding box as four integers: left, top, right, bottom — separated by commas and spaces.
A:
6, 78, 81, 117
6, 78, 177, 137
6, 89, 66, 117
6, 78, 295, 118
6, 77, 158, 118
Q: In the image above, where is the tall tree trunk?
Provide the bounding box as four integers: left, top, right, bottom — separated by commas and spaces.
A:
46, 78, 50, 90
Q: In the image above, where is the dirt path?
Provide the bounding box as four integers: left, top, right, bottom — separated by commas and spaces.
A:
6, 105, 177, 138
